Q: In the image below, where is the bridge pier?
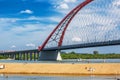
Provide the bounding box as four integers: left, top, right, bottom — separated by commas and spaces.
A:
23, 53, 25, 60
19, 53, 22, 60
39, 50, 62, 61
15, 54, 17, 60
10, 54, 14, 59
33, 52, 36, 61
37, 52, 39, 61
30, 52, 32, 61
26, 52, 29, 61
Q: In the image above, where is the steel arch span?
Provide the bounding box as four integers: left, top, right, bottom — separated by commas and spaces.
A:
39, 0, 120, 51
39, 0, 94, 51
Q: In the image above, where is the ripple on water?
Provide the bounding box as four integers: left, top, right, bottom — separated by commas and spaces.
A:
0, 74, 120, 80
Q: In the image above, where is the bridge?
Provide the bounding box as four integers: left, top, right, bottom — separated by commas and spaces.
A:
0, 0, 120, 61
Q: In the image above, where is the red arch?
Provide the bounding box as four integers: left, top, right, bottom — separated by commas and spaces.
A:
38, 0, 94, 51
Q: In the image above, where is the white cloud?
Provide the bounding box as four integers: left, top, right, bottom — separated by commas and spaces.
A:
26, 43, 35, 47
28, 16, 61, 23
57, 3, 69, 9
53, 0, 78, 11
11, 45, 16, 48
0, 16, 61, 26
113, 0, 120, 7
72, 37, 81, 42
10, 23, 55, 35
0, 18, 17, 23
20, 9, 33, 14
111, 0, 120, 16
64, 0, 77, 3
0, 16, 57, 50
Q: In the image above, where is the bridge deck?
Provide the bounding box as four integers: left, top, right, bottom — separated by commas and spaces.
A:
0, 40, 120, 54
43, 40, 120, 51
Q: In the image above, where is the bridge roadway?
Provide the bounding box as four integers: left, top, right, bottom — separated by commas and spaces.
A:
0, 40, 120, 53
44, 40, 120, 51
0, 40, 120, 60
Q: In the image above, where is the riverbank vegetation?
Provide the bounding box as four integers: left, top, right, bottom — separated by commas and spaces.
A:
61, 51, 120, 59
0, 56, 8, 59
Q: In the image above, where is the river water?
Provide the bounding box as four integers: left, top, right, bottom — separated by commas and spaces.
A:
0, 59, 120, 63
0, 74, 120, 80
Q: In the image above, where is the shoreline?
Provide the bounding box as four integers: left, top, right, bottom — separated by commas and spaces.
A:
0, 63, 120, 75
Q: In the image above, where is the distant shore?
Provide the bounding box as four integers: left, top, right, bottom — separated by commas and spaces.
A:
0, 63, 120, 75
0, 58, 13, 60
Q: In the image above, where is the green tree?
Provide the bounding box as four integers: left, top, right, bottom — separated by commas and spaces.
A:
70, 51, 76, 54
93, 51, 99, 55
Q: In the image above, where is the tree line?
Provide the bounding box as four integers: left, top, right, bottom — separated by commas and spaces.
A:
61, 51, 120, 59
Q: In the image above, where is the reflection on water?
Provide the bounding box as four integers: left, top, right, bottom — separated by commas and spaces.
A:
0, 74, 120, 80
0, 59, 120, 63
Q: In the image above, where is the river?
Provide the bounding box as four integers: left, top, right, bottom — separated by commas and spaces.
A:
0, 74, 120, 80
0, 59, 120, 63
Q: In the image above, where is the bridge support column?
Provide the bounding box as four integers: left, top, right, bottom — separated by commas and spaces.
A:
17, 54, 19, 60
30, 52, 32, 61
19, 53, 22, 60
15, 54, 17, 60
37, 52, 39, 61
33, 52, 36, 61
39, 50, 62, 61
26, 53, 29, 61
23, 53, 25, 60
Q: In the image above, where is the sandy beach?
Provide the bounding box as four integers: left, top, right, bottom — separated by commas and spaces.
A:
0, 63, 120, 75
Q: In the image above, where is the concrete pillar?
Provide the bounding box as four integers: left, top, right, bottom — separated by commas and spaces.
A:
4, 54, 6, 58
8, 54, 10, 58
13, 54, 15, 59
3, 54, 6, 57
9, 54, 11, 58
26, 52, 29, 61
23, 53, 25, 60
19, 53, 22, 60
24, 53, 26, 60
10, 54, 14, 59
17, 53, 19, 60
37, 52, 39, 61
30, 52, 32, 61
15, 54, 17, 60
39, 50, 62, 61
18, 53, 20, 60
33, 52, 36, 61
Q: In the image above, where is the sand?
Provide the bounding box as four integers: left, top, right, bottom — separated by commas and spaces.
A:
0, 63, 120, 75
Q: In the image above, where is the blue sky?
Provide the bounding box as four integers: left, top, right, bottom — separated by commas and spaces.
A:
0, 0, 120, 53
